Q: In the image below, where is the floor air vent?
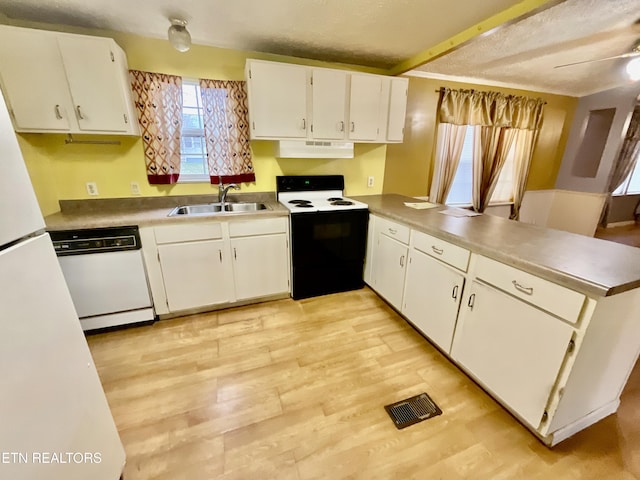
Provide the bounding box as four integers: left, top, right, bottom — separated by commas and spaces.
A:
384, 392, 442, 429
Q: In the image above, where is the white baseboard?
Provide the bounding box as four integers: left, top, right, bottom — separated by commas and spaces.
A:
546, 399, 619, 446
606, 220, 637, 228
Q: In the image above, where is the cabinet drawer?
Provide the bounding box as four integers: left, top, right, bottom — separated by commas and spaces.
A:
412, 230, 470, 272
229, 217, 287, 237
475, 255, 585, 323
154, 223, 223, 244
376, 216, 410, 244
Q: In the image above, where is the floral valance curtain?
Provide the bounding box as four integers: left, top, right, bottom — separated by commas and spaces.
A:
199, 79, 255, 184
130, 70, 182, 184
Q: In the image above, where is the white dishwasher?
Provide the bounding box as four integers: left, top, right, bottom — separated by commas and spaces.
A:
50, 226, 154, 331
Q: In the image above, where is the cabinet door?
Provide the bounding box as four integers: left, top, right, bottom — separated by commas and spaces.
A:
387, 77, 408, 142
247, 61, 308, 139
402, 250, 464, 353
57, 35, 129, 132
451, 281, 574, 427
311, 68, 347, 140
158, 240, 232, 312
348, 74, 382, 141
0, 27, 74, 131
231, 234, 289, 300
372, 233, 408, 309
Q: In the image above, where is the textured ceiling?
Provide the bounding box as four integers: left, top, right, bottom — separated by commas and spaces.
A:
411, 0, 640, 96
0, 0, 638, 96
0, 0, 521, 69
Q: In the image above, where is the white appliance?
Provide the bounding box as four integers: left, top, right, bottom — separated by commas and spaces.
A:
0, 93, 125, 479
50, 226, 154, 331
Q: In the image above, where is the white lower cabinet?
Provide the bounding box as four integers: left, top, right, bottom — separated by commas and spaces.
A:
373, 233, 408, 309
450, 280, 574, 428
231, 234, 289, 301
158, 239, 232, 312
145, 217, 290, 315
402, 249, 464, 353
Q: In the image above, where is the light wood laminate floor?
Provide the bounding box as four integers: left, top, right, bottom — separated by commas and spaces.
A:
87, 288, 640, 480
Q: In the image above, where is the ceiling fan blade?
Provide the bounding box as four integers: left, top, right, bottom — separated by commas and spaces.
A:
554, 51, 640, 69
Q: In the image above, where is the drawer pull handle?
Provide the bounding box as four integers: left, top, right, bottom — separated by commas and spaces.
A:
431, 246, 443, 255
76, 105, 84, 120
512, 280, 533, 295
233, 247, 237, 260
219, 250, 222, 262
339, 121, 345, 132
467, 293, 475, 310
452, 285, 458, 300
302, 118, 306, 130
388, 228, 397, 235
54, 104, 63, 119
351, 121, 355, 132
400, 255, 405, 267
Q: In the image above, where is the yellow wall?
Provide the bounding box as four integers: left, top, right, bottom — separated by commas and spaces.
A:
15, 30, 386, 216
382, 76, 578, 197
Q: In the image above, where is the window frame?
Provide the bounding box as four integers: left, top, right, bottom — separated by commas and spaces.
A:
178, 79, 209, 183
613, 158, 640, 196
443, 126, 516, 208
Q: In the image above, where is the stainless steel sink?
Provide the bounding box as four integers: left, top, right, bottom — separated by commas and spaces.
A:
168, 202, 267, 216
225, 202, 267, 212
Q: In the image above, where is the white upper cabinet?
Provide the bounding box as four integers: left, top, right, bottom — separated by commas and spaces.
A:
0, 27, 74, 131
310, 68, 347, 140
0, 25, 138, 135
387, 77, 409, 142
347, 74, 382, 141
246, 60, 308, 139
57, 35, 134, 133
245, 59, 408, 144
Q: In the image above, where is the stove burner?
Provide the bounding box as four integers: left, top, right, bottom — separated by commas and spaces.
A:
331, 200, 355, 206
294, 204, 314, 208
289, 199, 312, 205
327, 197, 343, 201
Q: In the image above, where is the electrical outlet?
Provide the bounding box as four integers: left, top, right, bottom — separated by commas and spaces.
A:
367, 176, 375, 188
130, 181, 141, 195
86, 182, 98, 196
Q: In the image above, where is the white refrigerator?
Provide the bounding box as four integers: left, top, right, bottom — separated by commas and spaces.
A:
0, 93, 125, 478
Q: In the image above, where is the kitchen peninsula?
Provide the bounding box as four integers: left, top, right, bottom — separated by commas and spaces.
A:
356, 193, 640, 446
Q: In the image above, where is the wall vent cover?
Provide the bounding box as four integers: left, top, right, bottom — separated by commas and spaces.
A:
384, 392, 442, 429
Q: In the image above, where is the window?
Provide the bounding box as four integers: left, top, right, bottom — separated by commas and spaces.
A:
179, 80, 209, 182
445, 128, 516, 206
613, 157, 640, 195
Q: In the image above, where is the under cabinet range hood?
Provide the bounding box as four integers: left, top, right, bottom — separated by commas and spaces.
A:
276, 140, 355, 159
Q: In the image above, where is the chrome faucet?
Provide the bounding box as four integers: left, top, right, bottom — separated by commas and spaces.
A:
219, 182, 240, 208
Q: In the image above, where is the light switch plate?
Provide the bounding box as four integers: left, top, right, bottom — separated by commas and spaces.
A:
367, 176, 375, 188
130, 182, 141, 195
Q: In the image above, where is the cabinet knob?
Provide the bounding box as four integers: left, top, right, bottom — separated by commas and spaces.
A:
54, 104, 63, 120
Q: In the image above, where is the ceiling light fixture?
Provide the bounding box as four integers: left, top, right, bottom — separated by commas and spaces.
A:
626, 57, 640, 81
168, 18, 191, 53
